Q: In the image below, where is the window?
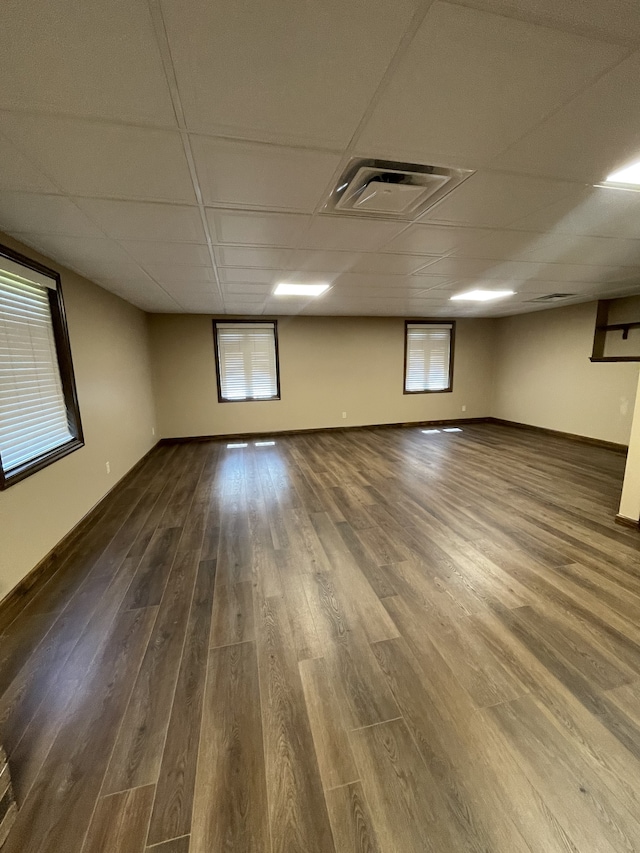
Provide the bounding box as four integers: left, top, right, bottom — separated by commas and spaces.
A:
213, 321, 280, 402
0, 244, 83, 489
404, 321, 454, 393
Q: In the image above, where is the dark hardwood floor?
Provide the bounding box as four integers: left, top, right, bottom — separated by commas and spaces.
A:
1, 422, 640, 852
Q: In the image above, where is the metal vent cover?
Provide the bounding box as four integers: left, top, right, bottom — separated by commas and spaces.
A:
526, 293, 577, 303
323, 158, 474, 219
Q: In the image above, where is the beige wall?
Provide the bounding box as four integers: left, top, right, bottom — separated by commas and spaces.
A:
149, 314, 496, 438
0, 234, 156, 598
493, 301, 639, 446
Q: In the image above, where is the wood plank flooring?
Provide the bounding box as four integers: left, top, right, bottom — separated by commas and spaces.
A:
1, 423, 640, 852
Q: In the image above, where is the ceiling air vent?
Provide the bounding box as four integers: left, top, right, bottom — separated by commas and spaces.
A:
323, 158, 474, 219
526, 293, 577, 303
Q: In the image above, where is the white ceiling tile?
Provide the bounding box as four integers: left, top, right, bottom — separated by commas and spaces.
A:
191, 137, 341, 211
159, 278, 216, 291
95, 274, 164, 290
349, 253, 440, 274
425, 255, 636, 283
120, 241, 211, 267
1, 1, 637, 318
218, 268, 284, 284
301, 216, 406, 252
332, 273, 423, 290
142, 264, 217, 285
7, 233, 135, 271
286, 250, 360, 274
0, 0, 175, 126
405, 274, 455, 290
101, 278, 181, 312
280, 297, 449, 317
75, 199, 206, 243
510, 186, 640, 238
161, 0, 420, 147
0, 193, 105, 237
220, 282, 273, 295
494, 51, 640, 182
222, 293, 267, 303
214, 246, 292, 269
451, 228, 640, 267
450, 229, 567, 261
380, 223, 471, 255
115, 295, 179, 313
207, 210, 311, 246
0, 113, 195, 201
130, 293, 184, 313
72, 258, 155, 285
356, 2, 626, 167
224, 302, 268, 317
0, 136, 59, 193
330, 286, 434, 300
454, 0, 640, 44
159, 281, 221, 301
175, 297, 226, 313
535, 236, 640, 267
422, 172, 584, 227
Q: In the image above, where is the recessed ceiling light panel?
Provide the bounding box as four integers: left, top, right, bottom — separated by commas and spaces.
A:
274, 282, 330, 297
450, 289, 514, 302
598, 159, 640, 191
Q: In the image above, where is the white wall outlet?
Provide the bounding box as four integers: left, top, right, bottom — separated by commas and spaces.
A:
152, 426, 156, 436
105, 461, 111, 474
461, 404, 467, 412
342, 411, 347, 419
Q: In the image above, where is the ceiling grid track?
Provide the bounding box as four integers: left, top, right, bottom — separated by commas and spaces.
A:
146, 0, 226, 309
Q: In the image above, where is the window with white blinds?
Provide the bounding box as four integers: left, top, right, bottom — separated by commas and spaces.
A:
0, 247, 83, 489
214, 322, 280, 401
404, 322, 454, 393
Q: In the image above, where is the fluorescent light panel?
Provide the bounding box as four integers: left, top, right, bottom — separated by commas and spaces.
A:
421, 429, 441, 434
450, 289, 514, 302
603, 160, 640, 188
226, 442, 247, 448
443, 427, 462, 432
255, 441, 275, 446
274, 282, 330, 297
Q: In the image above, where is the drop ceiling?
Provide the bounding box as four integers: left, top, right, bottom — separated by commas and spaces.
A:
2, 0, 640, 317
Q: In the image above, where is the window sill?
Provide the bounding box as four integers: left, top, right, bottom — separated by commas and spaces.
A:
403, 388, 453, 395
0, 437, 85, 490
218, 396, 281, 403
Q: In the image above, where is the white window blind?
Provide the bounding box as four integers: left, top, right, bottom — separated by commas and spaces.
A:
216, 322, 279, 400
0, 270, 73, 474
405, 323, 452, 392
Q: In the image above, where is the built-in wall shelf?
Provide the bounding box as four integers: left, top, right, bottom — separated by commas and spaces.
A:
590, 355, 640, 362
595, 322, 640, 339
591, 299, 640, 362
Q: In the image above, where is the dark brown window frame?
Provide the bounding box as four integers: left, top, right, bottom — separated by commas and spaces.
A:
0, 243, 84, 490
212, 318, 281, 403
403, 319, 456, 395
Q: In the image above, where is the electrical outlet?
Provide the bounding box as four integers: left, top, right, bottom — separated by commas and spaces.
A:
105, 461, 111, 474
342, 411, 347, 419
461, 404, 467, 412
152, 427, 156, 436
